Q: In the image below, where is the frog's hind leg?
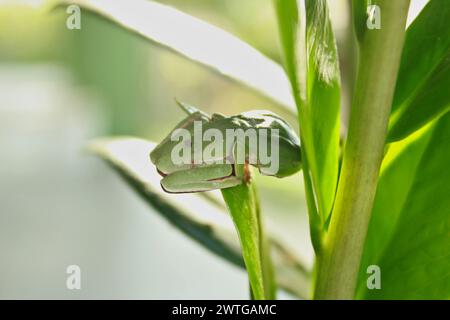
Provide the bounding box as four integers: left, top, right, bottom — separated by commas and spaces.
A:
160, 164, 242, 193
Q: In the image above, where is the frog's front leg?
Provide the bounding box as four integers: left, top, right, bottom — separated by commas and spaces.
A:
160, 163, 244, 193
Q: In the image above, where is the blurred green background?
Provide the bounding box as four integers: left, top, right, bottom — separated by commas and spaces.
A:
0, 0, 427, 298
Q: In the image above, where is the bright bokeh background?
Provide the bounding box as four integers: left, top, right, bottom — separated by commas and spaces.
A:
0, 0, 428, 299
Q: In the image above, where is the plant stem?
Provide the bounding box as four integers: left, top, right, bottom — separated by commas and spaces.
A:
252, 183, 277, 299
314, 0, 410, 300
222, 181, 275, 300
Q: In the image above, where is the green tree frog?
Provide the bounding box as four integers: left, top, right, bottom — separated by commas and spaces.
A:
150, 101, 301, 193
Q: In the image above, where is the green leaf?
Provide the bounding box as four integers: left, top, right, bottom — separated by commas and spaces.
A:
357, 112, 450, 299
89, 138, 243, 265
56, 0, 296, 114
89, 137, 311, 298
387, 0, 450, 141
274, 0, 340, 226
222, 183, 275, 299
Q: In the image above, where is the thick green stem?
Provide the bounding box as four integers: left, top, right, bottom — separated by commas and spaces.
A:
314, 0, 410, 299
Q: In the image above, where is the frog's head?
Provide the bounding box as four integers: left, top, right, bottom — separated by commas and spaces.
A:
150, 108, 210, 176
